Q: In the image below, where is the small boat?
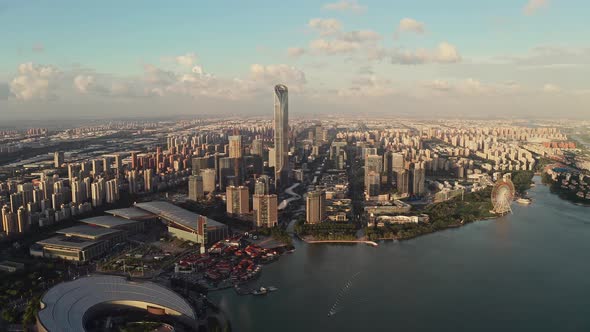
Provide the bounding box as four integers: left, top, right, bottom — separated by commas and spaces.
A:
516, 198, 532, 205
252, 287, 268, 295
268, 286, 278, 292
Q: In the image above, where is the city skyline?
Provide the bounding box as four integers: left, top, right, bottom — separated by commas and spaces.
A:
1, 0, 589, 121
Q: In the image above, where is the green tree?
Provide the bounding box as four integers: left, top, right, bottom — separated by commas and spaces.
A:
1, 306, 18, 324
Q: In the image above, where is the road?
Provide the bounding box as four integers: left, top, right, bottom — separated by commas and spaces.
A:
278, 183, 301, 210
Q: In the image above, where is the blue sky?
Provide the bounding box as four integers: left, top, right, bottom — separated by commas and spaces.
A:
0, 0, 588, 119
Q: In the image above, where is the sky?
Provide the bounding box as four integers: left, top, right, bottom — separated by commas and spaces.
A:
0, 0, 589, 121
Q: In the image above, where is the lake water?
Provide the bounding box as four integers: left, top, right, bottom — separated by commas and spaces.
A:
211, 177, 590, 332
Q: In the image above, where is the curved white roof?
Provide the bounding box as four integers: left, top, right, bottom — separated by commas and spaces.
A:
38, 275, 196, 332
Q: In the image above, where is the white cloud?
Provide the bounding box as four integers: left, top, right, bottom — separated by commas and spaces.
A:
340, 30, 381, 42
287, 47, 306, 57
323, 1, 366, 13
250, 64, 307, 87
310, 39, 360, 55
73, 75, 95, 93
191, 65, 204, 76
420, 79, 526, 98
498, 46, 590, 68
10, 62, 59, 100
436, 42, 461, 63
339, 76, 395, 97
308, 18, 342, 36
543, 83, 561, 93
523, 0, 548, 15
175, 53, 198, 67
398, 18, 426, 34
391, 42, 461, 64
143, 64, 177, 84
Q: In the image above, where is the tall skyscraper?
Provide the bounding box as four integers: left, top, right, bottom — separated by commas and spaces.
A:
273, 84, 289, 189
226, 186, 249, 215
188, 175, 204, 201
253, 194, 278, 228
364, 154, 383, 195
306, 190, 326, 224
410, 162, 426, 196
229, 135, 243, 158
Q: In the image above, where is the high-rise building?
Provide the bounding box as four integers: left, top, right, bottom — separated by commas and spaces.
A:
128, 170, 138, 194
188, 175, 204, 201
103, 156, 113, 176
131, 152, 138, 170
226, 186, 249, 215
306, 190, 326, 224
268, 147, 276, 168
114, 154, 122, 173
92, 159, 103, 176
9, 192, 23, 213
229, 135, 243, 158
364, 154, 383, 195
91, 179, 105, 207
54, 151, 64, 168
273, 84, 289, 189
68, 163, 81, 182
314, 124, 324, 145
254, 176, 270, 195
392, 153, 405, 173
251, 139, 263, 157
71, 178, 86, 204
253, 194, 278, 227
192, 156, 210, 176
201, 169, 216, 193
51, 192, 63, 210
83, 177, 93, 200
410, 162, 426, 196
396, 169, 409, 195
366, 171, 381, 197
17, 206, 28, 233
106, 179, 120, 203
2, 206, 17, 235
144, 169, 153, 192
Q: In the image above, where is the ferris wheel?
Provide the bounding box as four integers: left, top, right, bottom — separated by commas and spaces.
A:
491, 178, 515, 215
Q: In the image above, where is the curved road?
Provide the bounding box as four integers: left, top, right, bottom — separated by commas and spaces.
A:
278, 183, 301, 210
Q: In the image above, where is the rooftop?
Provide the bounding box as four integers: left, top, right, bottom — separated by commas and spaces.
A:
56, 225, 124, 240
80, 215, 144, 228
37, 235, 100, 250
37, 275, 196, 332
134, 201, 226, 230
105, 207, 157, 220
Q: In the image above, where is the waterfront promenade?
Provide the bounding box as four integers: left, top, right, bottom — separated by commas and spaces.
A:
304, 239, 379, 247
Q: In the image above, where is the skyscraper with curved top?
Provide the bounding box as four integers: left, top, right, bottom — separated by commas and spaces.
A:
274, 84, 289, 189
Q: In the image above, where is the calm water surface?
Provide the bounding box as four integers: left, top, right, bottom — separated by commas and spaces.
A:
211, 177, 590, 332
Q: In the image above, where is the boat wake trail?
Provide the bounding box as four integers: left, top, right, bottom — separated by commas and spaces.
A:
328, 272, 361, 317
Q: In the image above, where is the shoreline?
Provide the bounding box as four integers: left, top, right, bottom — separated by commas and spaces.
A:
303, 239, 379, 247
